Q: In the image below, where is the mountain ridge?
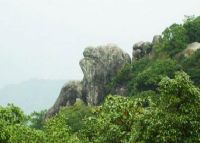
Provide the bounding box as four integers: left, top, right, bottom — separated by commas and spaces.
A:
0, 79, 67, 113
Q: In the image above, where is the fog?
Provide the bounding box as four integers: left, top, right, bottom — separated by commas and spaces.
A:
0, 0, 200, 88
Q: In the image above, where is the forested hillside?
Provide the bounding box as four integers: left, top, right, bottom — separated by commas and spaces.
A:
0, 16, 200, 143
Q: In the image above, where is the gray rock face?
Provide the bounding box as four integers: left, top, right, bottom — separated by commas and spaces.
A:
45, 81, 82, 119
132, 35, 161, 61
182, 42, 200, 57
132, 41, 152, 61
152, 35, 161, 46
45, 45, 131, 119
80, 44, 131, 105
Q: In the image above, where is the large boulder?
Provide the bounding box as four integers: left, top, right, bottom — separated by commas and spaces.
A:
182, 42, 200, 57
80, 44, 131, 105
132, 35, 161, 61
45, 81, 82, 119
132, 41, 152, 61
45, 44, 131, 119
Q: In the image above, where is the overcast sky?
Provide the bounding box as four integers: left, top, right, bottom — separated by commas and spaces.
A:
0, 0, 199, 88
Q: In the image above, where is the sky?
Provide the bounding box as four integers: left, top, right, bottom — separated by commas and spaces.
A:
0, 0, 200, 88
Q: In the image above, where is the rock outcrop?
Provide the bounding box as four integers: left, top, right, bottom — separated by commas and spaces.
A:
45, 44, 131, 119
132, 41, 152, 61
182, 42, 200, 57
80, 44, 131, 105
152, 35, 161, 46
45, 81, 82, 119
45, 34, 164, 119
132, 35, 161, 61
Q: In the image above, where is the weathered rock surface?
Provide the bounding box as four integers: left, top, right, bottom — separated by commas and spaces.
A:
45, 44, 131, 119
182, 42, 200, 57
152, 35, 161, 46
80, 44, 131, 105
132, 35, 161, 61
45, 81, 82, 119
132, 41, 152, 61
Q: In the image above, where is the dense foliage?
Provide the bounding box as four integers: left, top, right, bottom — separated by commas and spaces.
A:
79, 72, 200, 143
110, 58, 182, 95
0, 104, 44, 143
0, 102, 89, 143
0, 16, 200, 142
29, 110, 47, 129
156, 16, 200, 57
111, 15, 200, 95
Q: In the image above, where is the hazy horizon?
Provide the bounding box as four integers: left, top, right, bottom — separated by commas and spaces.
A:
0, 78, 67, 113
0, 0, 200, 88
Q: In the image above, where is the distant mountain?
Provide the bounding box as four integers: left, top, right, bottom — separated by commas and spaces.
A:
0, 79, 67, 114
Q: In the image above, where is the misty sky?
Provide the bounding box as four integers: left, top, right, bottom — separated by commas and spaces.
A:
0, 0, 200, 88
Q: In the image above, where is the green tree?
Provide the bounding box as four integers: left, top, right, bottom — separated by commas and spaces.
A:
7, 125, 45, 143
81, 95, 153, 143
132, 59, 181, 94
0, 104, 27, 143
131, 72, 200, 142
159, 23, 188, 57
60, 100, 92, 133
43, 108, 81, 143
0, 104, 45, 143
29, 110, 47, 129
184, 16, 200, 43
0, 104, 26, 125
